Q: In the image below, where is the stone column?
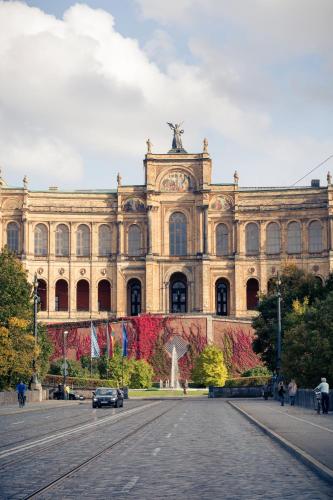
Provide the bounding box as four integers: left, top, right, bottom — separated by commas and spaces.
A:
203, 205, 209, 255
117, 221, 123, 256
147, 206, 153, 255
233, 220, 239, 254
22, 214, 28, 258
329, 216, 333, 250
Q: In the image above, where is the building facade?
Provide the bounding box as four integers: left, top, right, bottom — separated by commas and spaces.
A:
1, 140, 333, 323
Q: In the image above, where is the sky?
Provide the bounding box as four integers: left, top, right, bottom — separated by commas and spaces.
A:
0, 0, 332, 190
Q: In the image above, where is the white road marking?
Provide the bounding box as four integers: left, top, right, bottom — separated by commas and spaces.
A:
174, 423, 178, 428
11, 421, 24, 425
276, 409, 333, 433
152, 447, 160, 456
0, 402, 160, 460
166, 433, 172, 438
179, 417, 183, 420
122, 476, 139, 493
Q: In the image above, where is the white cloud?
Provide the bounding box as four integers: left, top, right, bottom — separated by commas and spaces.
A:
0, 1, 332, 189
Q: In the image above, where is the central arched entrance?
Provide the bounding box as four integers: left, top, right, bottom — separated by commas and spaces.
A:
127, 279, 141, 316
170, 272, 187, 313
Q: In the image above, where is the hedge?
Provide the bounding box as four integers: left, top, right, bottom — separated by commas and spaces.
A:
44, 374, 118, 389
224, 376, 271, 387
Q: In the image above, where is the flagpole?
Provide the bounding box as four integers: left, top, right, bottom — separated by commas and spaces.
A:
122, 356, 124, 388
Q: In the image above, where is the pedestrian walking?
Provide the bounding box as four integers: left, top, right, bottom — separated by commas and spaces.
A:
315, 377, 330, 414
278, 381, 285, 406
288, 379, 297, 406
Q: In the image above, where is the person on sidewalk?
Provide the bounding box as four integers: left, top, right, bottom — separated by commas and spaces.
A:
315, 377, 330, 414
278, 381, 285, 406
288, 379, 297, 406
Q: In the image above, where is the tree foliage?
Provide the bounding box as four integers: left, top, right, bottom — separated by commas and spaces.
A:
0, 248, 53, 388
252, 263, 333, 385
192, 345, 228, 386
0, 248, 32, 325
252, 264, 326, 371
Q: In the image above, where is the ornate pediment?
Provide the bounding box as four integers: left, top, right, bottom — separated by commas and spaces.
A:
123, 197, 145, 212
161, 171, 192, 192
210, 195, 233, 211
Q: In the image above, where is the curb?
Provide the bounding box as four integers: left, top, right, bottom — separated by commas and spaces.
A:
228, 401, 333, 485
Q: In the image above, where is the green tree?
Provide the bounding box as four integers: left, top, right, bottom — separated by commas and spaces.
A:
252, 264, 325, 371
0, 248, 53, 388
282, 292, 333, 386
0, 318, 37, 389
129, 359, 154, 388
192, 346, 228, 386
0, 248, 32, 326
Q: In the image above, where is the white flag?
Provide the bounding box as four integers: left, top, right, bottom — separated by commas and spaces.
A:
91, 322, 100, 358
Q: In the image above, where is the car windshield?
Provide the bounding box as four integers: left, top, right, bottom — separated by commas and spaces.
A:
96, 389, 117, 396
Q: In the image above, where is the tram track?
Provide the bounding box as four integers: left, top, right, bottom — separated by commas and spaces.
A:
23, 401, 177, 499
0, 403, 142, 449
0, 401, 164, 470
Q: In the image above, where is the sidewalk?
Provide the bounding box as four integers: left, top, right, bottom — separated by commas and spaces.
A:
230, 399, 333, 483
0, 399, 84, 416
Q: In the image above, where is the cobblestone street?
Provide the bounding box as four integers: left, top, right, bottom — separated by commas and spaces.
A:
0, 399, 332, 499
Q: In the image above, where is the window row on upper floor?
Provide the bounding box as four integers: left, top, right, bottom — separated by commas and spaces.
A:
4, 217, 326, 258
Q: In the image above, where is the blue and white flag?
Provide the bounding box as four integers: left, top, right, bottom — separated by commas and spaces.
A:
122, 322, 128, 357
91, 322, 100, 358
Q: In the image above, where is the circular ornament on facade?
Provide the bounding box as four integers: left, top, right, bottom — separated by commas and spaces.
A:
37, 267, 44, 275
59, 268, 65, 275
80, 268, 86, 276
101, 268, 107, 276
313, 265, 319, 272
248, 267, 255, 274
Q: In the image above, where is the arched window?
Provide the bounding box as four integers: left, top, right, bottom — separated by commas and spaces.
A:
216, 224, 229, 256
287, 222, 301, 254
76, 280, 89, 311
216, 279, 229, 316
127, 279, 141, 316
308, 220, 322, 253
76, 224, 90, 257
37, 279, 47, 311
55, 279, 68, 311
34, 224, 48, 256
247, 278, 259, 310
245, 223, 259, 255
99, 225, 112, 257
98, 280, 111, 311
55, 224, 69, 257
170, 212, 187, 256
128, 225, 141, 256
7, 222, 19, 253
266, 223, 280, 254
170, 273, 187, 313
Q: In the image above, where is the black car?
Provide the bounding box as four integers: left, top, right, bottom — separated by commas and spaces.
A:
92, 387, 124, 408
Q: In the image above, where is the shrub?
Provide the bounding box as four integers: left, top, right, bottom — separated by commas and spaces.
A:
242, 366, 271, 377
192, 346, 228, 386
129, 359, 154, 389
225, 376, 271, 387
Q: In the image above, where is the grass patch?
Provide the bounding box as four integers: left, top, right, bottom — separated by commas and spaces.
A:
128, 389, 208, 398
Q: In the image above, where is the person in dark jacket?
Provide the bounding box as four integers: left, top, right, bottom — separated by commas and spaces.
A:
278, 381, 285, 406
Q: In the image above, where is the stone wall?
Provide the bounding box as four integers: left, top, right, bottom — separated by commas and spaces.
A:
0, 389, 48, 406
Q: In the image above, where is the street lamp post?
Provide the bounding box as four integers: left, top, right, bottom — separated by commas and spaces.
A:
63, 330, 68, 400
33, 273, 39, 383
276, 273, 282, 378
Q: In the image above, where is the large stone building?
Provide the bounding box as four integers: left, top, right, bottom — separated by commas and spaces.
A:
1, 134, 332, 323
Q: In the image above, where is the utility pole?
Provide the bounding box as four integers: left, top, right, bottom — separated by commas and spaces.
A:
276, 273, 282, 378
33, 273, 39, 383
63, 330, 68, 399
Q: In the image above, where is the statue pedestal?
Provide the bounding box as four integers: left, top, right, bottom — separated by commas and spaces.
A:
30, 382, 43, 402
